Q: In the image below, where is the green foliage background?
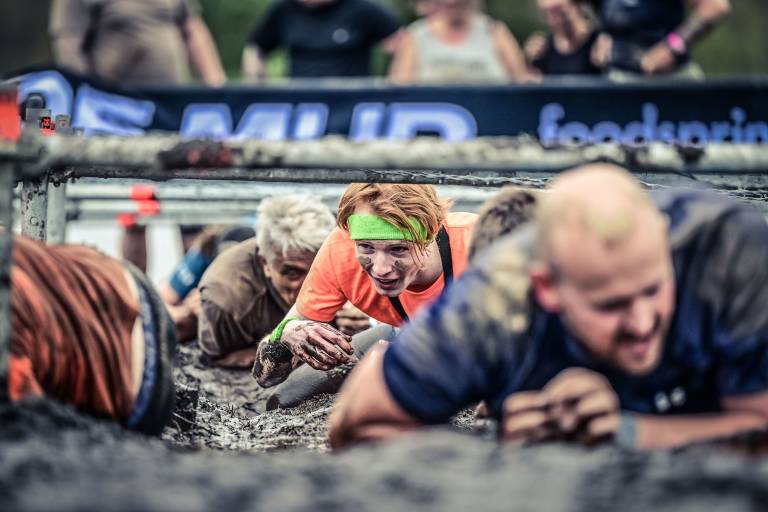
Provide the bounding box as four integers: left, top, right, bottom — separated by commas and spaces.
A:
2, 0, 768, 76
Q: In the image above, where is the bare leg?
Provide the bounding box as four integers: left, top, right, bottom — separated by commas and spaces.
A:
122, 224, 148, 274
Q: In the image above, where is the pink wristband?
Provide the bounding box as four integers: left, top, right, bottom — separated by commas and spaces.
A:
666, 32, 687, 55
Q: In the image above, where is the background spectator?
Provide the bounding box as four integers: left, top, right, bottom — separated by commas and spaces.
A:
389, 0, 531, 84
525, 0, 602, 76
49, 0, 226, 85
588, 0, 731, 79
241, 0, 401, 80
2, 1, 764, 77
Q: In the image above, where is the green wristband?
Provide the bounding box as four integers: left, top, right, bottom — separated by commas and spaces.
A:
269, 316, 301, 344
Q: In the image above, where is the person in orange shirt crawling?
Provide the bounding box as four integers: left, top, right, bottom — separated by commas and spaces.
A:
252, 183, 477, 388
9, 235, 175, 435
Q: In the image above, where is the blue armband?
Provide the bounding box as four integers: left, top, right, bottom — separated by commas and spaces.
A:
168, 249, 212, 299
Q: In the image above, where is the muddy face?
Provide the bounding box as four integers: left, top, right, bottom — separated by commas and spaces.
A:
354, 240, 421, 297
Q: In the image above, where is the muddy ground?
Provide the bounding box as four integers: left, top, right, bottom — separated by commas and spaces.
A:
164, 342, 476, 453
2, 342, 768, 512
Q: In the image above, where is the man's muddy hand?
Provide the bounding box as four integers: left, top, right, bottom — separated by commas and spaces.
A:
501, 368, 620, 446
500, 391, 557, 444
543, 367, 620, 445
281, 320, 354, 371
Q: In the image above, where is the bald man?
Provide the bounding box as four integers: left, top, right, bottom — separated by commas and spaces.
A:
330, 164, 768, 450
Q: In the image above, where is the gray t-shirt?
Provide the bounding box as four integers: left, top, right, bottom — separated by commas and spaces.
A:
49, 0, 196, 83
409, 13, 507, 83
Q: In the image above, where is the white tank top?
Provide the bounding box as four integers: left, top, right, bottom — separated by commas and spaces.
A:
410, 14, 507, 83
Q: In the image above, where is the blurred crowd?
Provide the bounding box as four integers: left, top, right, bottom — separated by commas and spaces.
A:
48, 0, 731, 86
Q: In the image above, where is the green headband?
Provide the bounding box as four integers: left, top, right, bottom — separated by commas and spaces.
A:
348, 214, 430, 242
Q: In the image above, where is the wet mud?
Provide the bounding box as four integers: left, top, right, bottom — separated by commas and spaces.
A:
2, 341, 768, 511
165, 342, 334, 452
165, 341, 473, 452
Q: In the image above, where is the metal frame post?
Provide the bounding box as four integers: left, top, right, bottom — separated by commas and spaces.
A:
46, 179, 67, 244
0, 161, 15, 401
20, 175, 48, 242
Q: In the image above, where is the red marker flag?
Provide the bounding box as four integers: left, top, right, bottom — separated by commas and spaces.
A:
0, 87, 21, 141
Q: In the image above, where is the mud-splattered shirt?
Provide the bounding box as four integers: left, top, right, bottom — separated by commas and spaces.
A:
383, 189, 768, 423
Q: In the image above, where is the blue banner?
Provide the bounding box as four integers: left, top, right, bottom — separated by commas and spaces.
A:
12, 69, 768, 146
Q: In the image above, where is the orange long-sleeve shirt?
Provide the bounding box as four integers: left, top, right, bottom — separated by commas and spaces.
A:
8, 236, 139, 423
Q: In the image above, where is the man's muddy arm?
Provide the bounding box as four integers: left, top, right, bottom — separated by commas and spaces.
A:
329, 344, 422, 449
630, 392, 768, 450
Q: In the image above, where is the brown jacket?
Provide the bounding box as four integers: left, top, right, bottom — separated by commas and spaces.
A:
198, 239, 289, 359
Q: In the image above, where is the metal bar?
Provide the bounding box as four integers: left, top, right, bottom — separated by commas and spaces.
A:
46, 166, 768, 191
0, 161, 14, 401
6, 133, 767, 180
46, 180, 67, 244
50, 166, 551, 185
55, 181, 503, 202
20, 175, 48, 241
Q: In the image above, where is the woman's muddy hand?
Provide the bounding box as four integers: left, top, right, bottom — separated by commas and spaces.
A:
281, 320, 354, 371
334, 302, 371, 337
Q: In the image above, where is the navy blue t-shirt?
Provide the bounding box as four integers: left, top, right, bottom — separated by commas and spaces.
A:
589, 0, 687, 71
532, 31, 602, 76
249, 0, 400, 78
383, 189, 768, 423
